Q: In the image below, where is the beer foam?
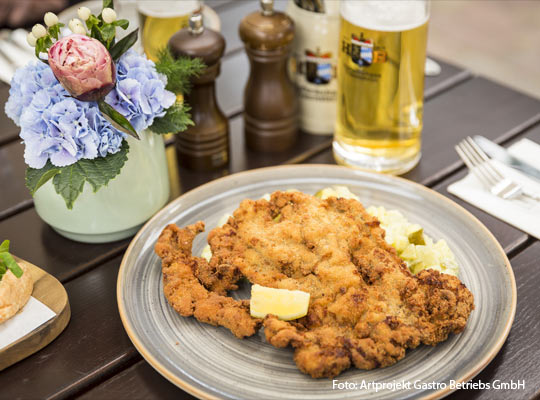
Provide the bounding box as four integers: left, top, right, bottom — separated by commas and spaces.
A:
341, 0, 428, 32
138, 0, 199, 18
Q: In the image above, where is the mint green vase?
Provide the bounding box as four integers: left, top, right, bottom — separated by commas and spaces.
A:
33, 130, 170, 243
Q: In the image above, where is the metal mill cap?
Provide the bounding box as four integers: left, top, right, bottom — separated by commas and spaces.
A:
189, 13, 204, 35
260, 0, 274, 16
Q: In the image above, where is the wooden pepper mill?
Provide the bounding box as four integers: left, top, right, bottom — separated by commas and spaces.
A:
239, 0, 298, 152
168, 14, 229, 170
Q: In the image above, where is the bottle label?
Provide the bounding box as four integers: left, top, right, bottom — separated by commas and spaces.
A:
340, 30, 390, 84
292, 48, 337, 102
286, 0, 340, 133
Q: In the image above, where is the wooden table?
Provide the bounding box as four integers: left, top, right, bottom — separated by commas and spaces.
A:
1, 2, 539, 399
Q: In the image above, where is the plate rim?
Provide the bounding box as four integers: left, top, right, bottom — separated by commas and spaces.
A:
117, 164, 517, 400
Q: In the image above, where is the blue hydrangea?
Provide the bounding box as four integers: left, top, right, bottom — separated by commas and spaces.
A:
5, 50, 175, 169
105, 50, 176, 132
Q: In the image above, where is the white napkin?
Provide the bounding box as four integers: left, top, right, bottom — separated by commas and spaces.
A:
0, 56, 14, 85
0, 296, 56, 351
448, 138, 540, 240
0, 29, 35, 84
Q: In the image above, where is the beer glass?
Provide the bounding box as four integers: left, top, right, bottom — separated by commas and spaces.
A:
137, 1, 220, 61
333, 0, 429, 174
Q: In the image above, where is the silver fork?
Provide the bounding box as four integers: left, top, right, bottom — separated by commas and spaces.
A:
455, 137, 540, 201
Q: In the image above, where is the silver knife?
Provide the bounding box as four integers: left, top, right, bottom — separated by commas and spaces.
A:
474, 135, 540, 181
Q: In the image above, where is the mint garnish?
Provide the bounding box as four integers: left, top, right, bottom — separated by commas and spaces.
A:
0, 240, 23, 281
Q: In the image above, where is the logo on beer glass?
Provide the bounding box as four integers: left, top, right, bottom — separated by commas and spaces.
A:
297, 48, 335, 85
342, 33, 387, 67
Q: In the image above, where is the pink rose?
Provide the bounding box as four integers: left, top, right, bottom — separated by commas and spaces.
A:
48, 34, 116, 102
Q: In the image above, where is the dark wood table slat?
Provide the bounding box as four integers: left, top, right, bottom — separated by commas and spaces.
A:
175, 115, 332, 193
0, 140, 31, 216
0, 256, 141, 400
424, 70, 472, 101
0, 208, 129, 283
78, 361, 196, 400
0, 83, 18, 144
499, 121, 540, 147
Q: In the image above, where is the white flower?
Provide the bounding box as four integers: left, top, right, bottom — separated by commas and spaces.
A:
72, 25, 87, 35
102, 8, 117, 23
68, 18, 83, 32
31, 24, 47, 38
78, 6, 92, 21
26, 32, 37, 47
44, 12, 58, 27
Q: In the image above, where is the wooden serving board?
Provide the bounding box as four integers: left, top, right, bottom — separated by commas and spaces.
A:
0, 257, 70, 371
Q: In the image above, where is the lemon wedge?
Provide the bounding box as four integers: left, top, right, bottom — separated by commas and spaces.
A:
250, 284, 310, 320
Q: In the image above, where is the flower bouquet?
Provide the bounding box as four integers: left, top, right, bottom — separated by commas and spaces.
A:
4, 0, 204, 242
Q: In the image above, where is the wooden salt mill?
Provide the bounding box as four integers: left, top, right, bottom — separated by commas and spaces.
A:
168, 14, 229, 170
239, 0, 298, 152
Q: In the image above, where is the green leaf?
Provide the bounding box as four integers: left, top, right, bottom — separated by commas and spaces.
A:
0, 240, 9, 253
34, 35, 53, 60
109, 29, 138, 61
29, 142, 129, 210
150, 102, 194, 134
100, 24, 116, 47
86, 14, 100, 31
154, 47, 205, 95
52, 163, 86, 209
90, 23, 99, 36
48, 24, 60, 40
25, 162, 62, 195
74, 141, 129, 192
114, 19, 129, 30
98, 100, 139, 139
0, 252, 23, 278
103, 0, 114, 9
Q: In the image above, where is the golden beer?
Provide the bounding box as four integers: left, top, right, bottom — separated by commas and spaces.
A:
333, 1, 429, 174
138, 1, 200, 61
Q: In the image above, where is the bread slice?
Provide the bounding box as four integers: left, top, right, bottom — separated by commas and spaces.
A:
0, 264, 33, 324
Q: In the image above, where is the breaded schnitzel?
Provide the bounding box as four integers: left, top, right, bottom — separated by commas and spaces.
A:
155, 191, 474, 378
155, 222, 260, 338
